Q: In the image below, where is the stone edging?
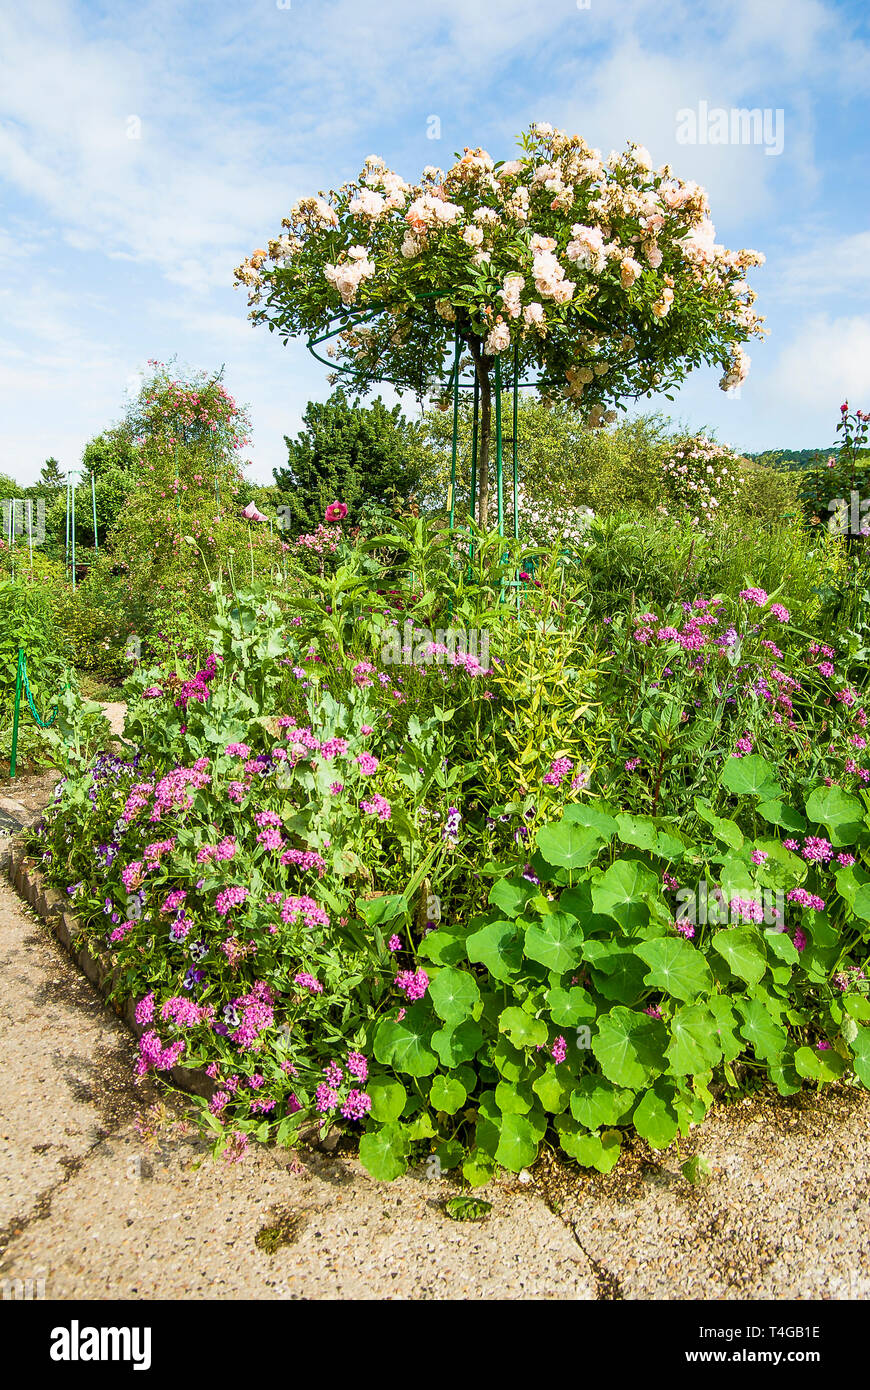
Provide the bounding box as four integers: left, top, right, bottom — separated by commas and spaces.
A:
0, 832, 215, 1102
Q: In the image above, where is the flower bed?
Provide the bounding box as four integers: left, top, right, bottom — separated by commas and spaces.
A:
29, 524, 870, 1180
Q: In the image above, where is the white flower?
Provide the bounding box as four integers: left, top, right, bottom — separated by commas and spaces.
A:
349, 188, 386, 219
485, 320, 511, 354
462, 225, 484, 248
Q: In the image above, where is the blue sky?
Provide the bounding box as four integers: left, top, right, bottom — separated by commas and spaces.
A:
1, 0, 868, 486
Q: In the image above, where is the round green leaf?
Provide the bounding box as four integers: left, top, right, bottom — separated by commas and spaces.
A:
498, 1006, 548, 1049
367, 1076, 407, 1123
373, 1003, 438, 1077
634, 936, 713, 1002
591, 1005, 668, 1088
429, 1074, 467, 1114
523, 911, 585, 973
536, 820, 604, 870
428, 966, 481, 1024
805, 785, 864, 847
711, 926, 767, 986
358, 1124, 410, 1181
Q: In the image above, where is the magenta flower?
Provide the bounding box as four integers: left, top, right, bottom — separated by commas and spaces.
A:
325, 501, 348, 523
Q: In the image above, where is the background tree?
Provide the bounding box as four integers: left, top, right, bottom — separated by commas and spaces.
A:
274, 389, 426, 534
39, 457, 65, 490
236, 121, 766, 527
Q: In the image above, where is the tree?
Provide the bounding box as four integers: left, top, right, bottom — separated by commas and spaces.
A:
82, 427, 137, 478
40, 457, 64, 489
236, 121, 766, 527
274, 389, 424, 534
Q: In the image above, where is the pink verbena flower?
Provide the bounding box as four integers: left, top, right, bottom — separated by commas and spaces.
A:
294, 972, 323, 994
394, 968, 429, 1001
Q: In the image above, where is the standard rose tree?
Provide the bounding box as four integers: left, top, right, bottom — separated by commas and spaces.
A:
235, 122, 766, 527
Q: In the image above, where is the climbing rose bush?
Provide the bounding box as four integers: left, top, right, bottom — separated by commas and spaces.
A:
657, 433, 744, 524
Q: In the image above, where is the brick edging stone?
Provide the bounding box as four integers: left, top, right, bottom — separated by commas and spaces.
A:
0, 832, 215, 1101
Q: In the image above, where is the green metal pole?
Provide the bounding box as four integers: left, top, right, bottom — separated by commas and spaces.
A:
512, 344, 520, 542
71, 479, 76, 592
494, 356, 504, 537
65, 478, 70, 574
470, 374, 479, 520
10, 648, 23, 779
448, 332, 460, 528
469, 373, 479, 563
91, 470, 99, 553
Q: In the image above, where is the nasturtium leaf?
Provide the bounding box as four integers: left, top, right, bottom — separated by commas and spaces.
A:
498, 1007, 548, 1050
428, 966, 480, 1024
634, 936, 713, 1002
466, 918, 524, 980
433, 1138, 464, 1171
444, 1195, 492, 1221
367, 1076, 407, 1123
615, 813, 659, 853
477, 1111, 543, 1173
844, 994, 870, 1023
569, 1075, 635, 1129
523, 911, 585, 973
592, 858, 660, 931
736, 997, 787, 1061
408, 1110, 436, 1140
764, 930, 799, 966
591, 1006, 668, 1088
495, 1079, 535, 1114
355, 893, 408, 927
633, 1082, 679, 1149
707, 992, 743, 1062
555, 1116, 621, 1171
358, 1124, 410, 1181
682, 1155, 712, 1184
373, 1004, 438, 1077
711, 926, 767, 985
768, 1049, 802, 1096
431, 1018, 483, 1067
805, 785, 864, 847
488, 877, 538, 918
666, 1003, 723, 1075
562, 802, 619, 836
850, 1026, 870, 1087
756, 800, 807, 833
798, 938, 839, 984
545, 984, 596, 1027
694, 798, 745, 849
850, 884, 870, 923
417, 926, 467, 965
794, 1045, 846, 1082
429, 1074, 467, 1114
462, 1149, 496, 1187
493, 1034, 535, 1082
532, 1067, 571, 1113
720, 754, 781, 800
582, 939, 648, 1004
536, 820, 604, 870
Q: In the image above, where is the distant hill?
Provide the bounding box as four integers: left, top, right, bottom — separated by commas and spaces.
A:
744, 448, 834, 471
